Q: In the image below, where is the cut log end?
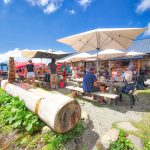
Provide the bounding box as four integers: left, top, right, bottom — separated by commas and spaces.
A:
54, 100, 81, 133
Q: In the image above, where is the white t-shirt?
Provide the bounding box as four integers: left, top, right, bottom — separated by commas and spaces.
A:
124, 70, 133, 82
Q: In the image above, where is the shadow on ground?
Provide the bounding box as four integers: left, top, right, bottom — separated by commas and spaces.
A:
65, 120, 99, 150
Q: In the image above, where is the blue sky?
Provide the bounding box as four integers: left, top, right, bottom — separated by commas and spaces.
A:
0, 0, 150, 53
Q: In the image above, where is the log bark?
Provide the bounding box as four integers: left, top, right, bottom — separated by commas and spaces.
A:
8, 57, 15, 83
1, 80, 81, 133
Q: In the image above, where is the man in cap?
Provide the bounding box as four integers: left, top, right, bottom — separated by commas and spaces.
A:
83, 67, 99, 93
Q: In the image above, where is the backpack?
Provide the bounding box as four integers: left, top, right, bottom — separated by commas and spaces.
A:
122, 84, 134, 94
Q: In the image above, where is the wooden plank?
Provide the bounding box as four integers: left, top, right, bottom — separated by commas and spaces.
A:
66, 86, 84, 93
92, 92, 118, 99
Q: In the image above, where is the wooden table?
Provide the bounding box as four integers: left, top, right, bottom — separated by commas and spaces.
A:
96, 80, 126, 94
73, 78, 83, 87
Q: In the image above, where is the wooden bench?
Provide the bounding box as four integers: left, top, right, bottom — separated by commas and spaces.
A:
91, 92, 119, 104
66, 86, 84, 93
66, 86, 119, 104
66, 86, 84, 98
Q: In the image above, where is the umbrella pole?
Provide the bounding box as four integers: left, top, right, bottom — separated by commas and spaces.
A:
109, 60, 110, 72
96, 48, 99, 78
131, 56, 133, 63
41, 58, 43, 75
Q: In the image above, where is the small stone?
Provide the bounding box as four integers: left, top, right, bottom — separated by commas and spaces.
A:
100, 128, 119, 150
127, 135, 144, 150
81, 110, 90, 128
100, 135, 111, 149
42, 126, 52, 134
106, 129, 119, 142
116, 122, 138, 132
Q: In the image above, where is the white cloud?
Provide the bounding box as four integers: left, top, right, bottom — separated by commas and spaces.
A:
136, 0, 150, 13
26, 0, 63, 14
144, 22, 150, 35
68, 9, 76, 14
44, 3, 59, 14
0, 48, 26, 63
77, 0, 92, 10
0, 48, 67, 63
3, 0, 11, 4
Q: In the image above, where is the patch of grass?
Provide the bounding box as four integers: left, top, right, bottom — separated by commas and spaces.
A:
113, 113, 150, 149
42, 121, 85, 150
137, 88, 150, 95
131, 114, 150, 142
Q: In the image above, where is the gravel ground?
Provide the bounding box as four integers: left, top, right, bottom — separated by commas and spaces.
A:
78, 99, 143, 136
73, 93, 150, 150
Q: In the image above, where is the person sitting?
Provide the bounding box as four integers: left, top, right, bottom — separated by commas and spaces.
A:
124, 68, 133, 82
102, 67, 109, 80
72, 66, 78, 79
114, 69, 124, 82
77, 66, 84, 78
83, 67, 99, 93
111, 68, 118, 80
139, 66, 147, 81
83, 67, 107, 104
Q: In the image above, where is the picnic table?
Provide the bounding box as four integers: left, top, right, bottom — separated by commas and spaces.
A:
73, 78, 83, 87
97, 80, 137, 108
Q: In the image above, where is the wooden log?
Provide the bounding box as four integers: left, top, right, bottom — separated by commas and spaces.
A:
1, 80, 81, 133
8, 57, 15, 83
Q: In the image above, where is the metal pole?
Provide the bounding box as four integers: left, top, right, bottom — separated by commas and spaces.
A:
41, 58, 43, 75
96, 31, 100, 79
96, 48, 99, 73
109, 59, 111, 72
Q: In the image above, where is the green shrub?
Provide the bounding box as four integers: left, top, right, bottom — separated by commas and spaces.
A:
109, 130, 135, 150
43, 121, 85, 150
144, 140, 150, 150
0, 89, 85, 149
0, 89, 45, 134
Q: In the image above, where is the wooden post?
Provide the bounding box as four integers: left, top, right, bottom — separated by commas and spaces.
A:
137, 59, 141, 75
8, 57, 15, 83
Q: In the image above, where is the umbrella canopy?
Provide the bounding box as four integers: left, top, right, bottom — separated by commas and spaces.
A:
15, 62, 45, 69
57, 52, 91, 63
21, 50, 72, 59
57, 28, 146, 73
88, 49, 125, 60
125, 51, 146, 56
57, 28, 146, 52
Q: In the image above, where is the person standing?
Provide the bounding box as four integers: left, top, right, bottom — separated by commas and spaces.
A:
48, 58, 58, 89
25, 60, 35, 87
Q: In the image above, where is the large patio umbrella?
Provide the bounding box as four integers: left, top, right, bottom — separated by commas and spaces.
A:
126, 51, 146, 67
88, 49, 125, 60
57, 28, 146, 72
86, 49, 126, 69
87, 49, 125, 71
126, 51, 146, 74
57, 52, 91, 63
125, 51, 146, 57
21, 50, 72, 59
21, 50, 72, 75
